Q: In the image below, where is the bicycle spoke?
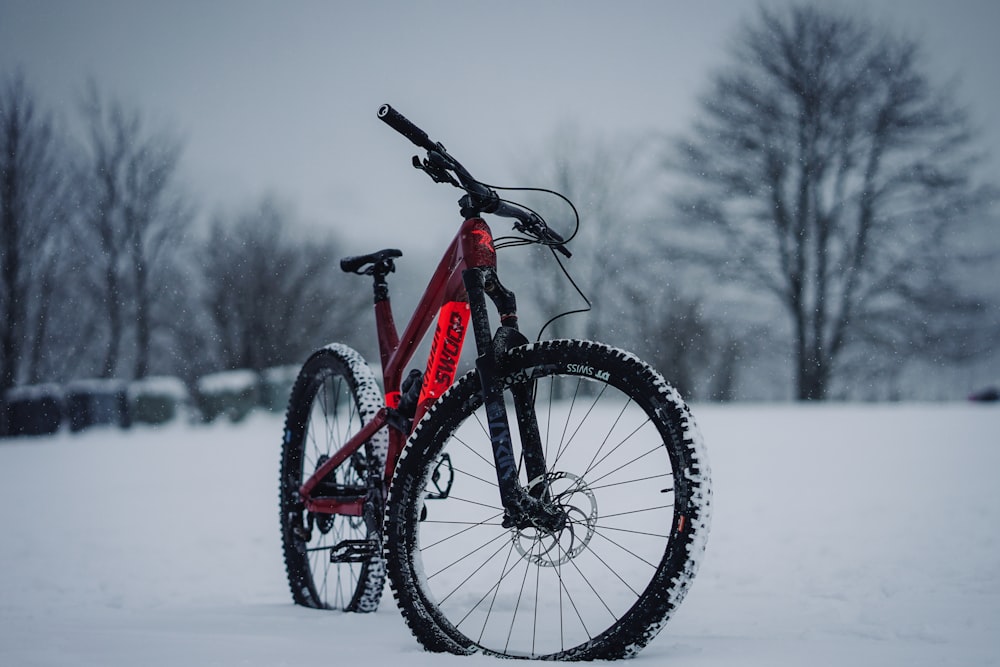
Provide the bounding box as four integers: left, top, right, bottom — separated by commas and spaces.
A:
452, 465, 498, 488
553, 552, 591, 642
421, 519, 505, 526
553, 378, 582, 470
552, 536, 617, 621
543, 377, 554, 465
453, 431, 496, 470
599, 504, 673, 521
591, 528, 661, 569
585, 445, 664, 490
549, 444, 663, 508
420, 511, 506, 551
442, 494, 503, 512
586, 473, 670, 493
321, 380, 335, 448
591, 523, 671, 539
532, 547, 542, 655
578, 539, 643, 597
426, 529, 511, 584
436, 535, 515, 606
305, 544, 333, 553
472, 410, 490, 440
505, 538, 536, 653
581, 418, 653, 481
454, 540, 525, 631
320, 549, 331, 604
477, 541, 518, 643
580, 397, 633, 478
552, 381, 608, 472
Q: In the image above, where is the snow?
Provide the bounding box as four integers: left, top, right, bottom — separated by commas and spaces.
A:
195, 369, 259, 394
3, 383, 63, 401
64, 378, 128, 394
1, 403, 997, 666
127, 376, 189, 401
261, 365, 299, 385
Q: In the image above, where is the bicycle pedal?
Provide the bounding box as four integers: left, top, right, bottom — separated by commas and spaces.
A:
329, 539, 381, 563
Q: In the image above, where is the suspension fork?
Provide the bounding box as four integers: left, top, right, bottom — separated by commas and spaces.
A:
462, 266, 561, 530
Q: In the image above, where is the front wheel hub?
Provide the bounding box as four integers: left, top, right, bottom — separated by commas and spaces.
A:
512, 471, 597, 567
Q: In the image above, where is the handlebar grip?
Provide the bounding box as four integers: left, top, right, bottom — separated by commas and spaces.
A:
544, 228, 573, 258
378, 104, 437, 152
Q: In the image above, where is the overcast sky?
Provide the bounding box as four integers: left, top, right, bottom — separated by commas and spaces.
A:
2, 0, 998, 254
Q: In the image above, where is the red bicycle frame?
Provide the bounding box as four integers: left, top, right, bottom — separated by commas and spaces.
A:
297, 216, 498, 517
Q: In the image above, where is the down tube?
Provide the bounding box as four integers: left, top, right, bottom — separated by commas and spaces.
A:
414, 300, 470, 424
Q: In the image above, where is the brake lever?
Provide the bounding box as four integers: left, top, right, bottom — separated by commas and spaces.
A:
514, 217, 572, 258
412, 153, 459, 187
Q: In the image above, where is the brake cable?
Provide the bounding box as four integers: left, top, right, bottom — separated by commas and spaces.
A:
470, 181, 593, 342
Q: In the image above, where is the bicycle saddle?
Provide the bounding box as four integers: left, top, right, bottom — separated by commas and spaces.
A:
340, 248, 403, 274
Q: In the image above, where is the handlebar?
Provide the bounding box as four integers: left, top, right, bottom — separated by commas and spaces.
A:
377, 103, 571, 258
377, 104, 437, 153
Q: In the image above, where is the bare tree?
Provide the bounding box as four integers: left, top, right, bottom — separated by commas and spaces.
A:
626, 283, 742, 401
671, 4, 996, 399
77, 83, 188, 379
200, 198, 367, 372
510, 127, 745, 399
121, 134, 187, 380
511, 126, 651, 342
0, 71, 67, 396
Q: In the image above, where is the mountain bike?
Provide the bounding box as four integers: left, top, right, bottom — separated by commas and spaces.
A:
279, 104, 712, 660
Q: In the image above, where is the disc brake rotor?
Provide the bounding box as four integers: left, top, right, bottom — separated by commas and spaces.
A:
512, 471, 597, 567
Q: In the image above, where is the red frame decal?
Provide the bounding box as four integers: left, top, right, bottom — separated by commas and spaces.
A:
417, 301, 470, 415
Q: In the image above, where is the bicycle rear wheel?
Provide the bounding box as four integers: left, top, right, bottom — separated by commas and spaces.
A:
280, 344, 387, 612
384, 339, 712, 659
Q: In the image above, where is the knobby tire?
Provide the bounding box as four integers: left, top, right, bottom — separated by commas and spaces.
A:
279, 344, 387, 612
384, 339, 712, 660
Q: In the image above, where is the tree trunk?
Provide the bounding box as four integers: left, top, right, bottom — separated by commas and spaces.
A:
27, 262, 53, 384
796, 352, 829, 400
133, 255, 150, 379
134, 294, 150, 379
1, 142, 21, 393
102, 260, 122, 378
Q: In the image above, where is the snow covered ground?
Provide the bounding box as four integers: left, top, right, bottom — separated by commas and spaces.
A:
1, 403, 997, 666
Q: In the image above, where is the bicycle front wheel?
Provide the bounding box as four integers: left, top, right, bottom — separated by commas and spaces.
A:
280, 344, 387, 612
384, 340, 711, 659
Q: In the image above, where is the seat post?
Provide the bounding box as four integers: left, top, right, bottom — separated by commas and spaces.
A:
371, 260, 394, 303
340, 249, 403, 303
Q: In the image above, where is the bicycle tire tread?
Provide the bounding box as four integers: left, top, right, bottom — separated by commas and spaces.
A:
384, 339, 711, 659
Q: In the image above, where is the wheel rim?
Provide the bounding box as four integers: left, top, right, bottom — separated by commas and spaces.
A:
411, 372, 678, 657
294, 371, 370, 610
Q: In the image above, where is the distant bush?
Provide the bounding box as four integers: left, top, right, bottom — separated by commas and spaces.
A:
129, 376, 190, 425
65, 380, 130, 432
4, 384, 63, 436
260, 365, 298, 412
969, 386, 999, 402
196, 370, 260, 422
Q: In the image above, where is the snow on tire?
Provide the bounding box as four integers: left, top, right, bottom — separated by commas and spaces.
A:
384, 339, 711, 659
279, 344, 387, 612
